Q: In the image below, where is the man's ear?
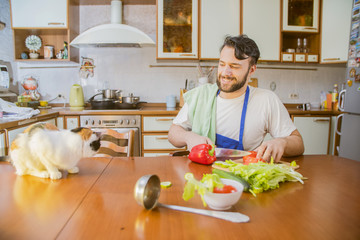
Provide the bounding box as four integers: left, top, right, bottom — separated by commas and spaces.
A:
249, 64, 257, 75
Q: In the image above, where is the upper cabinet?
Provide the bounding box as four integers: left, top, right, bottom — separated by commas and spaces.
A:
10, 0, 79, 62
157, 0, 198, 59
11, 0, 67, 28
199, 0, 240, 59
320, 0, 352, 63
282, 0, 320, 32
243, 0, 280, 62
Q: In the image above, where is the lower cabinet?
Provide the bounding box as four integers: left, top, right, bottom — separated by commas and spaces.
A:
142, 116, 185, 156
293, 115, 331, 154
6, 118, 56, 155
0, 131, 6, 156
64, 116, 80, 129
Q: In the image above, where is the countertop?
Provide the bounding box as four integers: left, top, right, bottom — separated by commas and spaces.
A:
0, 155, 359, 239
0, 103, 342, 130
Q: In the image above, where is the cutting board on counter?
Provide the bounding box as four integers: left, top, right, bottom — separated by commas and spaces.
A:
212, 158, 299, 172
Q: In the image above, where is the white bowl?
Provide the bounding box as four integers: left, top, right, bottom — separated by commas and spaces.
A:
204, 179, 244, 210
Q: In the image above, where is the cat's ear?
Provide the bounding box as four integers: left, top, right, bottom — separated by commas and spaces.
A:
94, 131, 102, 139
72, 127, 93, 141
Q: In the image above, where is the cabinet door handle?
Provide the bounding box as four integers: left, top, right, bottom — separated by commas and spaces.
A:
156, 137, 168, 140
323, 58, 340, 61
313, 119, 330, 122
48, 22, 65, 26
303, 27, 317, 30
180, 54, 196, 56
156, 118, 174, 122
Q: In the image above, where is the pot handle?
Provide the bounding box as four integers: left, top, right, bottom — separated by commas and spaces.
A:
88, 92, 102, 102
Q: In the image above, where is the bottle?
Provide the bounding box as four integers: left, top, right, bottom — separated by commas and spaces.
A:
332, 84, 339, 111
302, 38, 309, 53
63, 41, 68, 59
296, 38, 302, 53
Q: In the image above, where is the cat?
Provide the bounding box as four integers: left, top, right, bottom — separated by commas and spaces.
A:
9, 122, 101, 180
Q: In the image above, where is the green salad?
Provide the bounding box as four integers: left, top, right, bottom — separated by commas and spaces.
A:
214, 159, 306, 196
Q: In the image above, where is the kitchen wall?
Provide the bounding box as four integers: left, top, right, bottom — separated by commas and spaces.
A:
0, 3, 346, 105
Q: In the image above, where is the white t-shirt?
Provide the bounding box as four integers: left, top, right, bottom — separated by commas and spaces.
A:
173, 87, 296, 151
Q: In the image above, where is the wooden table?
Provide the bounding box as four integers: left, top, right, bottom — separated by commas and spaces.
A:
1, 155, 359, 240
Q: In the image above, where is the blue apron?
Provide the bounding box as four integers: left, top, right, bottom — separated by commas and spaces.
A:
215, 86, 250, 150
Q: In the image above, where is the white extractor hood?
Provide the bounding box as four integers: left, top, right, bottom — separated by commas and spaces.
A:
70, 0, 155, 48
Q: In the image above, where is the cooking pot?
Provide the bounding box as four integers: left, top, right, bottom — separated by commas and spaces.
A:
121, 93, 140, 104
102, 89, 121, 99
91, 89, 121, 100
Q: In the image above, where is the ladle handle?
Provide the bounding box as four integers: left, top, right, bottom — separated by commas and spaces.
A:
157, 203, 249, 223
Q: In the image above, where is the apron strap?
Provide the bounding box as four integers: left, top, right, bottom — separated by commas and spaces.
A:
238, 86, 250, 150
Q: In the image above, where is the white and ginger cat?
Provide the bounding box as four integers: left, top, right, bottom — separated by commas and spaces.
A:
10, 122, 101, 180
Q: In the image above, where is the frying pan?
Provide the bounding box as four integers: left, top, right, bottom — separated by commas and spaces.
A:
114, 101, 146, 109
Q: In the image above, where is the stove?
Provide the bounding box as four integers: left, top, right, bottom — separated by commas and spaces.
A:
80, 115, 141, 156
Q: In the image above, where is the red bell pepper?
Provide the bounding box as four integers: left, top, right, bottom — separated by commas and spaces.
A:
188, 144, 216, 165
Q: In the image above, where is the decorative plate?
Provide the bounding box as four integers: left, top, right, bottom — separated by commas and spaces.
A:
25, 35, 42, 51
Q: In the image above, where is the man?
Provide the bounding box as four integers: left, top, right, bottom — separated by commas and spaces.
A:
168, 35, 304, 162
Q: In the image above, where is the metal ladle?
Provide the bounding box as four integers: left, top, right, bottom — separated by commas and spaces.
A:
134, 175, 250, 223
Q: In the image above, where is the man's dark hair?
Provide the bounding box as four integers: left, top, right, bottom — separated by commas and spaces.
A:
220, 34, 260, 66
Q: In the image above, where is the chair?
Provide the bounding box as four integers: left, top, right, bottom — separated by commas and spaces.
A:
94, 129, 134, 157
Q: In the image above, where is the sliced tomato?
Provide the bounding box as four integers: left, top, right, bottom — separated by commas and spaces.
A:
213, 184, 237, 194
243, 155, 265, 165
247, 151, 258, 158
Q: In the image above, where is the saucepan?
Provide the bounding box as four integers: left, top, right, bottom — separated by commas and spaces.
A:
90, 89, 122, 100
133, 174, 250, 223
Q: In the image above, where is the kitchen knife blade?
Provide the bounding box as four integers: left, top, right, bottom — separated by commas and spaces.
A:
215, 148, 251, 157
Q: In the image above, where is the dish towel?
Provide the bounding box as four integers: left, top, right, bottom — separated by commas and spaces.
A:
0, 98, 40, 120
183, 83, 218, 143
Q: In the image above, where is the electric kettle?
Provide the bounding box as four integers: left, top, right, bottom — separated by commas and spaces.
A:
69, 84, 84, 108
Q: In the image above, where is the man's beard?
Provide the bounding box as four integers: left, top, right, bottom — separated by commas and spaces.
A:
216, 68, 250, 93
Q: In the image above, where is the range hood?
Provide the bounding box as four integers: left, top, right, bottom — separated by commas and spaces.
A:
70, 0, 155, 48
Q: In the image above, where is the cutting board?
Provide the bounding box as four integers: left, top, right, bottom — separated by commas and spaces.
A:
212, 159, 299, 172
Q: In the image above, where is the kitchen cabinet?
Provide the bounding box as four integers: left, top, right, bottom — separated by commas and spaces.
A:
157, 0, 198, 59
142, 116, 185, 156
242, 0, 280, 61
293, 115, 331, 154
0, 131, 6, 156
282, 0, 320, 33
56, 117, 65, 129
64, 116, 79, 129
10, 0, 79, 62
320, 0, 352, 63
6, 118, 56, 155
11, 0, 67, 28
199, 0, 240, 59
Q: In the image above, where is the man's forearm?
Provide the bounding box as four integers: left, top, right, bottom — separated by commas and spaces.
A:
283, 129, 304, 157
168, 124, 191, 148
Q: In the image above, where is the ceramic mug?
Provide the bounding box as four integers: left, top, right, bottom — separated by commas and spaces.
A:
166, 95, 176, 109
44, 45, 54, 59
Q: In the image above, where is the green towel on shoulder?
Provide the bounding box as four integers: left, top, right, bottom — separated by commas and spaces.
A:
183, 83, 218, 142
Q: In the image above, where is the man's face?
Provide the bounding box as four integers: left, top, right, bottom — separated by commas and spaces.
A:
217, 46, 255, 93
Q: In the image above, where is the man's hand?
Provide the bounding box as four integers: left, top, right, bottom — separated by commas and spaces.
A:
185, 133, 214, 151
168, 124, 214, 151
255, 130, 304, 162
255, 138, 286, 162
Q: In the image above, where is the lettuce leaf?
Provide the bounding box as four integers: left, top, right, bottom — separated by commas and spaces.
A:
214, 160, 305, 196
182, 173, 224, 206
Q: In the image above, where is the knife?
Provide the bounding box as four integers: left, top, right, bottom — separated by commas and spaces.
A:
215, 148, 251, 158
